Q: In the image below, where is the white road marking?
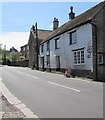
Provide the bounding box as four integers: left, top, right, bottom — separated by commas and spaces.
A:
47, 81, 80, 92
16, 71, 24, 75
26, 74, 39, 79
1, 77, 39, 118
7, 68, 39, 80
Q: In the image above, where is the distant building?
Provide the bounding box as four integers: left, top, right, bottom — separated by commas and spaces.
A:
28, 26, 52, 69
20, 44, 29, 60
10, 46, 18, 56
39, 1, 105, 81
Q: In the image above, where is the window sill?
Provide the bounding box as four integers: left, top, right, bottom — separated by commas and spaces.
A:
74, 63, 85, 66
55, 48, 60, 50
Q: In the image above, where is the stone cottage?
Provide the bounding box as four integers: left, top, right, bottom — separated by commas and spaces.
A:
28, 25, 52, 69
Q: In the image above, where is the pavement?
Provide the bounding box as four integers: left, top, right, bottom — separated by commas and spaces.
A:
0, 66, 25, 119
1, 95, 25, 119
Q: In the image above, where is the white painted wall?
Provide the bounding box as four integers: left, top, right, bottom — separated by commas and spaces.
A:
39, 23, 93, 71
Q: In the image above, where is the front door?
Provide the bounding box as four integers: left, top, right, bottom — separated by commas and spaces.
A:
56, 56, 60, 71
41, 57, 44, 70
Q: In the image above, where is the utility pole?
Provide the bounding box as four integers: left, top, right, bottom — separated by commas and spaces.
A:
35, 22, 39, 70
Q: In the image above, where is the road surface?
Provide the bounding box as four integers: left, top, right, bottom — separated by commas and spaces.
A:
1, 66, 103, 118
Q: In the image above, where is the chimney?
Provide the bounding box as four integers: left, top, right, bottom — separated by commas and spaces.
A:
53, 18, 59, 30
69, 6, 75, 20
32, 25, 35, 32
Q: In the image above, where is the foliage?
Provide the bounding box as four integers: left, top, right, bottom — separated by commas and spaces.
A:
0, 47, 27, 65
19, 56, 26, 61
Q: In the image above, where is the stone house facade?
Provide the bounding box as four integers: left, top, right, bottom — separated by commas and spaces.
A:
28, 26, 52, 69
20, 44, 29, 60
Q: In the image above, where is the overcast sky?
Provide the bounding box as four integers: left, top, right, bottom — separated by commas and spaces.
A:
0, 1, 102, 51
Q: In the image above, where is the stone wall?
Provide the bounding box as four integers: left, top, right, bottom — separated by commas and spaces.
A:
92, 5, 105, 81
28, 32, 36, 68
9, 60, 29, 67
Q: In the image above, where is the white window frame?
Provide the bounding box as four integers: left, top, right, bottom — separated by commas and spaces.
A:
47, 41, 50, 51
55, 38, 60, 49
73, 49, 85, 65
70, 30, 77, 45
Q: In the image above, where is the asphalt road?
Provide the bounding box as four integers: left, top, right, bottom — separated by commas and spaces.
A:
1, 66, 103, 118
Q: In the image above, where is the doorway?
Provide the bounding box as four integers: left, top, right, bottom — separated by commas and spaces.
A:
41, 57, 44, 70
56, 56, 60, 71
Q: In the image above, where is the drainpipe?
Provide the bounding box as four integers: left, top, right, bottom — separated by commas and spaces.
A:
91, 22, 97, 80
35, 22, 39, 70
49, 42, 51, 72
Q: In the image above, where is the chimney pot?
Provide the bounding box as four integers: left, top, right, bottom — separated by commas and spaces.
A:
32, 25, 35, 31
69, 6, 75, 20
71, 6, 73, 13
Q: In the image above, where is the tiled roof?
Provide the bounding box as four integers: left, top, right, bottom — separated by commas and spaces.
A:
20, 44, 28, 48
31, 29, 52, 41
41, 1, 105, 44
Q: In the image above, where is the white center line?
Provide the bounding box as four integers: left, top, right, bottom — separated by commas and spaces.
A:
11, 69, 39, 80
47, 81, 80, 92
26, 74, 39, 79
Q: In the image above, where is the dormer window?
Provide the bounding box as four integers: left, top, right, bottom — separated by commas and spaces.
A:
70, 30, 77, 45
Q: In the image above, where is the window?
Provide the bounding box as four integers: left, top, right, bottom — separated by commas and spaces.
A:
73, 49, 85, 65
47, 41, 50, 51
41, 44, 44, 53
46, 55, 50, 66
81, 50, 84, 63
77, 51, 80, 64
74, 52, 77, 64
70, 31, 76, 45
23, 47, 25, 51
98, 54, 103, 64
27, 45, 29, 50
55, 38, 60, 49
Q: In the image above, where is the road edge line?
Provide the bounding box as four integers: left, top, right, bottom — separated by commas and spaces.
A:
0, 77, 39, 118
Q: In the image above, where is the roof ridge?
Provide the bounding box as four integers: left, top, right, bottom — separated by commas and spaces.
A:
37, 29, 52, 32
